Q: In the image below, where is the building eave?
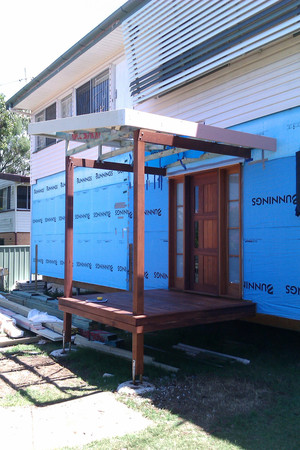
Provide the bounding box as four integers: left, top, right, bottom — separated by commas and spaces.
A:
6, 0, 150, 110
0, 173, 30, 183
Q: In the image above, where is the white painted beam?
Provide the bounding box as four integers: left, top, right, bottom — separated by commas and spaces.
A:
28, 108, 276, 152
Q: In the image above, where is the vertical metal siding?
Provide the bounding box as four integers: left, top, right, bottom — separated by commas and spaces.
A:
0, 245, 30, 291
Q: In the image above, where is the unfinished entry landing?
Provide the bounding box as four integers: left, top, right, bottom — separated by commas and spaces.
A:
59, 290, 256, 334
29, 110, 275, 380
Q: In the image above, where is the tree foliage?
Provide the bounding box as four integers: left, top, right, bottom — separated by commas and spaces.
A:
0, 94, 30, 175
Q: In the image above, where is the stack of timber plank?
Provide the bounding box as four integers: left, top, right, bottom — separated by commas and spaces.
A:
3, 290, 91, 330
15, 280, 46, 292
0, 302, 63, 341
0, 335, 41, 348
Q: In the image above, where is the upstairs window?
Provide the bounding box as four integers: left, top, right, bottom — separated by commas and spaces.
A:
17, 186, 31, 210
0, 187, 11, 211
76, 70, 109, 115
61, 94, 73, 118
35, 103, 56, 151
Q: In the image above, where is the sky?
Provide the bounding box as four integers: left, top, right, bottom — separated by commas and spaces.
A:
0, 0, 127, 101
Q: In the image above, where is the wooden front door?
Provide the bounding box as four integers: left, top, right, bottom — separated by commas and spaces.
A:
169, 165, 241, 298
189, 170, 219, 294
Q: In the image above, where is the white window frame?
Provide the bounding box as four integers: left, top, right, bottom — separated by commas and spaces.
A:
34, 103, 57, 152
76, 69, 110, 116
60, 94, 73, 118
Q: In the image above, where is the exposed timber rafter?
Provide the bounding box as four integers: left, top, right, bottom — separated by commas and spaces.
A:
166, 157, 204, 169
145, 146, 190, 162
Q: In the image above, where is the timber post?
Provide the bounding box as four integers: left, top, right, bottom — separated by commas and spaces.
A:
132, 331, 144, 383
64, 155, 74, 343
132, 129, 145, 381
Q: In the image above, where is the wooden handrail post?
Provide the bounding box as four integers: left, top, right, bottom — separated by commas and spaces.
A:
133, 129, 145, 315
132, 129, 145, 380
35, 244, 38, 291
64, 155, 74, 343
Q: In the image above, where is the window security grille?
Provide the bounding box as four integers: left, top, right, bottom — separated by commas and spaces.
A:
76, 70, 109, 115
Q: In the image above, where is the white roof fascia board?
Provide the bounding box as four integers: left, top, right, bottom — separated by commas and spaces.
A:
28, 108, 276, 151
28, 109, 198, 139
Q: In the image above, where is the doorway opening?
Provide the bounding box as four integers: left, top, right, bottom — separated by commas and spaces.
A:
169, 165, 241, 298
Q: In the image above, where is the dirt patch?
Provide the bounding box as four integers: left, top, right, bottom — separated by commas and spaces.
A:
0, 351, 96, 405
0, 344, 272, 446
0, 349, 152, 449
150, 375, 271, 430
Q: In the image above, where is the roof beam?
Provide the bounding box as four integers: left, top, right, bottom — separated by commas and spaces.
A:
71, 157, 166, 176
196, 123, 276, 151
138, 129, 252, 158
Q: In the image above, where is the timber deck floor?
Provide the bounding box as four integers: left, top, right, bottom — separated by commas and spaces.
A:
59, 289, 256, 333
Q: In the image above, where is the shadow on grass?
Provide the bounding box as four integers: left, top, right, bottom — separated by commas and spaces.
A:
0, 348, 99, 407
1, 322, 299, 449
142, 321, 300, 449
52, 322, 300, 449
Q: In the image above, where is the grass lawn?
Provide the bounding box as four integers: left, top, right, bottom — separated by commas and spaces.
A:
0, 321, 299, 449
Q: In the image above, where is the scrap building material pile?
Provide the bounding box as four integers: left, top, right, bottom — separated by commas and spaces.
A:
4, 290, 91, 330
0, 292, 123, 347
0, 311, 24, 338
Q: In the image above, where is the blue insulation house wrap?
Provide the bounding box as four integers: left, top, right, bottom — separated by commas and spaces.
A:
7, 0, 300, 330
32, 152, 169, 291
241, 107, 300, 321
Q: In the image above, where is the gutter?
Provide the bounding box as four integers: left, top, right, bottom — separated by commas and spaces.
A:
0, 174, 30, 183
6, 0, 150, 109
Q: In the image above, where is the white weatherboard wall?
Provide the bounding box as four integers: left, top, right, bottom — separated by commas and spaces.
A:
114, 58, 133, 110
123, 0, 299, 105
0, 214, 13, 233
15, 211, 31, 233
31, 140, 99, 185
135, 35, 300, 129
